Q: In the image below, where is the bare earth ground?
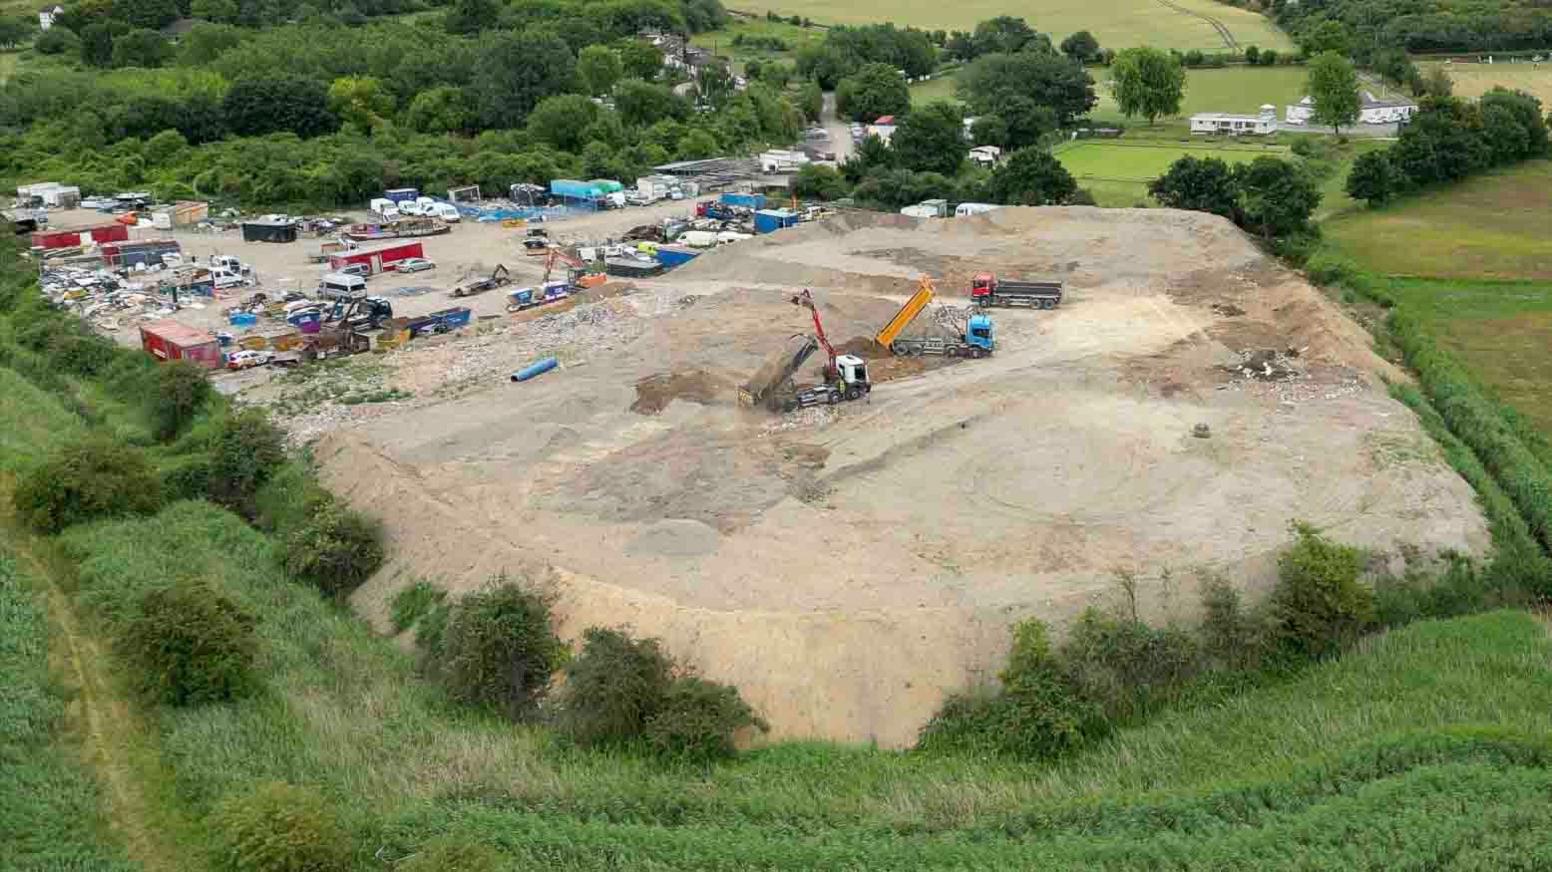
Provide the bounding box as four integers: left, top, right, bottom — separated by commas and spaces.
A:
104, 205, 1486, 746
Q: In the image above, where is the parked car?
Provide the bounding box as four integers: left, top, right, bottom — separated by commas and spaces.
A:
340, 263, 371, 278
396, 257, 436, 273
226, 350, 274, 370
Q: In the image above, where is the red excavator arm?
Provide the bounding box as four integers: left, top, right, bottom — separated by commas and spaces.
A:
791, 288, 838, 378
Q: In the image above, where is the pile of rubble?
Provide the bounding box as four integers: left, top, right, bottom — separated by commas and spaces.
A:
39, 263, 178, 332
1222, 348, 1302, 382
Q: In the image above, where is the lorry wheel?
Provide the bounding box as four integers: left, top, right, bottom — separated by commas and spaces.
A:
972, 348, 986, 359
846, 386, 860, 400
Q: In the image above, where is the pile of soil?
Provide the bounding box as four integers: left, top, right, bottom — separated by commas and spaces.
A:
630, 369, 731, 414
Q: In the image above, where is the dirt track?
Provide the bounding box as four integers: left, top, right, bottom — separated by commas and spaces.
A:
300, 207, 1486, 748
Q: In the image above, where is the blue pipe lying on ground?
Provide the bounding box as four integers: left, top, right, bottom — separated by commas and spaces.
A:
511, 356, 558, 382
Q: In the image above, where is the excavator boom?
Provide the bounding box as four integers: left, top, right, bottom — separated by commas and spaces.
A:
875, 277, 936, 350
792, 288, 838, 375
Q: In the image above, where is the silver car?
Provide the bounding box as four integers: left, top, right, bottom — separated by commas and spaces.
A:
396, 258, 436, 273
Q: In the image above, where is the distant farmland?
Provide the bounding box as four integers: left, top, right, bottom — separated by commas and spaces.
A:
738, 0, 1293, 52
1427, 61, 1552, 107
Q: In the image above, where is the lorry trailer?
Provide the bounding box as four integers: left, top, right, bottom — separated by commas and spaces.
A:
970, 273, 1063, 309
890, 313, 995, 357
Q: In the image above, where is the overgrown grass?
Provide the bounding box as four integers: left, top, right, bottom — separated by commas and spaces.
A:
47, 496, 1552, 866
0, 553, 135, 871
0, 366, 83, 473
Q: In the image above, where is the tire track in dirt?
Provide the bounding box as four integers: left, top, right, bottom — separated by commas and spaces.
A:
7, 522, 186, 872
1155, 0, 1239, 49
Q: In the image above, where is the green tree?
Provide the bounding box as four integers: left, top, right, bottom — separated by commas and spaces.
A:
191, 0, 239, 23
555, 627, 675, 748
1110, 47, 1185, 125
223, 75, 337, 138
644, 677, 767, 762
208, 409, 286, 513
955, 51, 1095, 126
80, 21, 124, 67
1234, 157, 1320, 238
526, 93, 601, 151
676, 127, 720, 159
971, 113, 1009, 148
835, 62, 909, 122
578, 44, 624, 96
798, 80, 822, 123
284, 502, 384, 597
1298, 20, 1353, 58
1244, 45, 1260, 64
695, 63, 735, 109
1478, 87, 1549, 161
793, 163, 850, 200
402, 86, 472, 134
1306, 51, 1360, 135
1271, 524, 1374, 660
444, 0, 500, 35
34, 25, 79, 54
176, 22, 242, 65
1148, 155, 1240, 219
0, 15, 34, 48
613, 78, 686, 127
111, 28, 171, 68
617, 38, 662, 80
891, 101, 966, 176
327, 75, 395, 130
124, 0, 179, 29
1344, 150, 1402, 204
1059, 30, 1099, 64
969, 15, 1048, 57
986, 147, 1077, 205
471, 28, 577, 128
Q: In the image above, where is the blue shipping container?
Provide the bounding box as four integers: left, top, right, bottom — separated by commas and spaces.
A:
551, 179, 604, 199
655, 246, 701, 269
753, 209, 799, 234
720, 192, 766, 209
385, 187, 419, 203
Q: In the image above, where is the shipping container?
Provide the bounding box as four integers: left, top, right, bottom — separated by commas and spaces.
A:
654, 245, 700, 269
100, 239, 181, 269
31, 223, 130, 250
720, 192, 766, 209
241, 220, 299, 243
550, 179, 603, 200
384, 187, 420, 204
753, 209, 799, 234
140, 320, 222, 369
589, 179, 624, 194
327, 240, 424, 275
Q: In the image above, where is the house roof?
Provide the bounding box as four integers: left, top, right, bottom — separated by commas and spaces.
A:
873, 115, 896, 125
1191, 112, 1271, 122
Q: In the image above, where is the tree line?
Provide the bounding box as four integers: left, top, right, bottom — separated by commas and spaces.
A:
1276, 0, 1552, 58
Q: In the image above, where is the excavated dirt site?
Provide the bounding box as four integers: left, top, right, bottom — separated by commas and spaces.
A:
317, 207, 1488, 748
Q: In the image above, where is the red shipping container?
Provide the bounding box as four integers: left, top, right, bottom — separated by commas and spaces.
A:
327, 240, 424, 275
139, 320, 222, 369
30, 223, 131, 250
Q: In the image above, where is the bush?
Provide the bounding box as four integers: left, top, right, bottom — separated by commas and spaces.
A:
434, 580, 565, 719
209, 410, 287, 515
1271, 524, 1375, 660
283, 502, 384, 596
918, 619, 1101, 758
1060, 608, 1200, 722
121, 582, 258, 706
1198, 573, 1268, 671
1304, 251, 1361, 286
399, 837, 502, 872
211, 781, 351, 872
390, 581, 445, 632
644, 677, 768, 762
34, 26, 79, 55
159, 453, 214, 503
555, 627, 675, 748
150, 360, 212, 441
13, 437, 162, 533
253, 462, 331, 537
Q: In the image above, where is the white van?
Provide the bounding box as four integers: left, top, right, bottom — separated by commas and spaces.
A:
398, 200, 424, 216
426, 202, 461, 222
318, 272, 368, 299
210, 269, 247, 290
369, 197, 395, 215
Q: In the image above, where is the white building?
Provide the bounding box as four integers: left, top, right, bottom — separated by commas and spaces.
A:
1190, 105, 1278, 136
1285, 91, 1418, 126
759, 149, 811, 173
968, 145, 1002, 166
38, 4, 62, 30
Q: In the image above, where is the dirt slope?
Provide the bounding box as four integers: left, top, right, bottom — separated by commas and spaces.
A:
317, 207, 1488, 748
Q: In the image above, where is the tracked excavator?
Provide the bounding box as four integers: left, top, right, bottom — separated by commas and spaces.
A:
738, 288, 871, 412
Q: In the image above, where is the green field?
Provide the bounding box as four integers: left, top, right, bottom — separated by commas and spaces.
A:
690, 18, 827, 70
741, 0, 1293, 52
1428, 61, 1552, 107
1325, 161, 1552, 281
908, 72, 960, 104
1055, 139, 1288, 204
1091, 64, 1311, 123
